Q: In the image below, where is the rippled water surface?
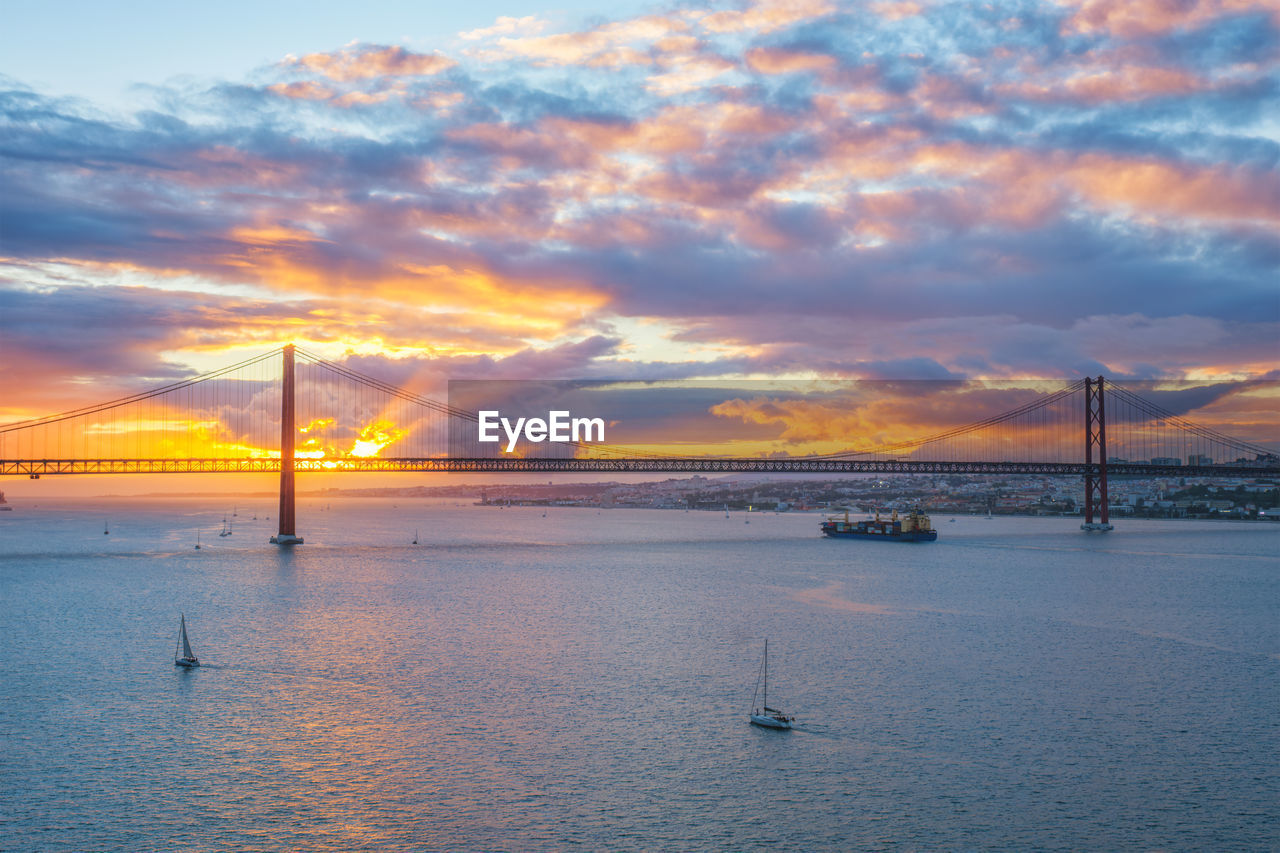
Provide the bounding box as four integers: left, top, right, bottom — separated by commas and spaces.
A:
1, 498, 1277, 850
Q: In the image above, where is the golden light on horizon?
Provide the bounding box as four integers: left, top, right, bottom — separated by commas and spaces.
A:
299, 417, 336, 434
351, 420, 407, 457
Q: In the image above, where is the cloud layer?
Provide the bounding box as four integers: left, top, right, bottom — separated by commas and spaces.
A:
2, 0, 1278, 426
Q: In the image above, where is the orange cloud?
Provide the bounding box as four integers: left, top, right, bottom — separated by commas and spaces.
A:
804, 122, 1280, 232
229, 224, 325, 246
222, 247, 609, 338
267, 81, 337, 101
645, 53, 737, 95
433, 83, 1279, 246
911, 73, 995, 120
331, 89, 400, 108
284, 45, 455, 82
708, 385, 1096, 459
744, 46, 839, 75
350, 420, 407, 457
1057, 0, 1277, 37
630, 108, 711, 153
483, 15, 689, 67
1066, 154, 1280, 225
703, 393, 996, 456
998, 58, 1208, 104
698, 0, 836, 34
1060, 65, 1202, 100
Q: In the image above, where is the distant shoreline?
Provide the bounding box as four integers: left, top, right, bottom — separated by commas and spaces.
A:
1, 495, 1275, 524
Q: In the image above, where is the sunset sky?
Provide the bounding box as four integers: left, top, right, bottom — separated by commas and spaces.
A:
2, 0, 1278, 488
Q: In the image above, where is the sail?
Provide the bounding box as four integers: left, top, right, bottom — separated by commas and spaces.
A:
180, 615, 194, 659
749, 638, 793, 727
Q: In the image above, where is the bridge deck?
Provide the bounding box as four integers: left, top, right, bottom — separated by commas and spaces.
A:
3, 458, 1275, 478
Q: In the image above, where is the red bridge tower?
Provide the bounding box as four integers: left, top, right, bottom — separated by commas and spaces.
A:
1082, 375, 1113, 531
270, 344, 303, 545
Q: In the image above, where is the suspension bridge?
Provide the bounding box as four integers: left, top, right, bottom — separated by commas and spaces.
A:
2, 345, 1275, 541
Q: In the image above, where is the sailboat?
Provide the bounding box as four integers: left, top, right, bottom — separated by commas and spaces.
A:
103, 521, 109, 535
174, 614, 200, 668
412, 529, 419, 545
195, 530, 201, 550
749, 639, 794, 729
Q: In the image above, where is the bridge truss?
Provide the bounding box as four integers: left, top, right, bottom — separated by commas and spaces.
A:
3, 458, 1273, 478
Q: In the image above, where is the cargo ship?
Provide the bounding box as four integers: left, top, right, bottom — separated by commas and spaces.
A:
821, 508, 937, 542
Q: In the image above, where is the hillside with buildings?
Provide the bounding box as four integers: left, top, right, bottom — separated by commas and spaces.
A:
318, 473, 1280, 521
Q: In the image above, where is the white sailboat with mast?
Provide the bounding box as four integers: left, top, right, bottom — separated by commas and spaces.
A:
749, 639, 794, 729
174, 613, 200, 668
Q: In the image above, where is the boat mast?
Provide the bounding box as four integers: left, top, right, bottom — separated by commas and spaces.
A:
763, 639, 768, 711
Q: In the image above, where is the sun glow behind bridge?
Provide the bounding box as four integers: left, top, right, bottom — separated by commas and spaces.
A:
295, 419, 408, 462
351, 421, 408, 457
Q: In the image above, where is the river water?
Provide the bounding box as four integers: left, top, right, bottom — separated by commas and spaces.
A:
1, 498, 1276, 851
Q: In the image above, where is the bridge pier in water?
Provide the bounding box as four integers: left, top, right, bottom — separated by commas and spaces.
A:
1081, 375, 1113, 532
269, 344, 303, 546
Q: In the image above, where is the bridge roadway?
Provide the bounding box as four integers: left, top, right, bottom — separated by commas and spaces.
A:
3, 458, 1276, 478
